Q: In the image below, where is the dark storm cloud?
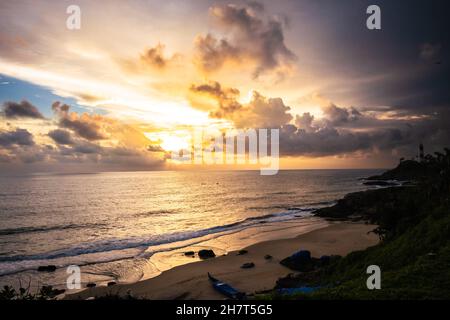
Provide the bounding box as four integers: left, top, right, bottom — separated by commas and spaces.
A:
295, 113, 314, 132
51, 101, 70, 114
190, 78, 449, 157
71, 142, 102, 155
52, 102, 106, 141
279, 125, 372, 157
280, 106, 450, 157
2, 100, 44, 119
59, 117, 105, 140
280, 124, 414, 157
0, 128, 35, 147
194, 34, 240, 71
321, 104, 362, 126
48, 129, 74, 145
290, 0, 450, 119
53, 142, 165, 170
0, 101, 165, 169
194, 2, 296, 77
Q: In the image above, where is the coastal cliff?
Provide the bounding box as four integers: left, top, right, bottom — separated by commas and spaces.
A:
273, 148, 450, 299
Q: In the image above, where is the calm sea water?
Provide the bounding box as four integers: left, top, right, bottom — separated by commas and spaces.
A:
0, 169, 381, 286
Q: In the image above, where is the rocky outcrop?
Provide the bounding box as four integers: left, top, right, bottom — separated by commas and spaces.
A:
366, 160, 426, 181
314, 186, 408, 222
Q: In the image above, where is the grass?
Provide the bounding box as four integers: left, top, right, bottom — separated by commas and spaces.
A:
265, 149, 450, 300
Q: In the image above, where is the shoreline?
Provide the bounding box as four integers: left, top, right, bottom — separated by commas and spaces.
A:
66, 221, 378, 300
0, 216, 330, 292
143, 216, 329, 280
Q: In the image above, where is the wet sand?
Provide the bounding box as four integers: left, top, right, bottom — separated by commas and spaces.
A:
66, 221, 378, 300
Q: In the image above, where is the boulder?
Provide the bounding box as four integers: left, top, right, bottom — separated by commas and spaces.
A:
291, 250, 311, 262
280, 250, 314, 272
37, 265, 57, 272
198, 249, 216, 259
241, 262, 255, 269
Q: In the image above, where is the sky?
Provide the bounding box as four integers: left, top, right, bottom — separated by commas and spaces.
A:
0, 0, 449, 173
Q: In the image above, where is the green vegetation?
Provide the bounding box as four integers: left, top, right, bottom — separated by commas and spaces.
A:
0, 285, 65, 300
271, 148, 450, 299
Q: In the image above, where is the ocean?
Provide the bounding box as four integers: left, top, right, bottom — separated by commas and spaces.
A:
0, 169, 382, 289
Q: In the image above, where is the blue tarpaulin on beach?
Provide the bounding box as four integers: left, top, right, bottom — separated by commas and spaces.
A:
277, 286, 321, 295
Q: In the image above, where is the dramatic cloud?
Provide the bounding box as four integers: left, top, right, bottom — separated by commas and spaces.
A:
189, 80, 449, 158
52, 102, 107, 141
0, 128, 35, 147
64, 141, 102, 155
2, 100, 44, 119
140, 43, 174, 69
279, 124, 372, 157
321, 103, 362, 127
48, 129, 74, 146
295, 112, 315, 133
190, 81, 241, 114
194, 3, 296, 78
0, 0, 448, 169
237, 92, 293, 128
280, 103, 450, 157
190, 81, 240, 99
190, 81, 292, 128
194, 35, 239, 72
279, 120, 446, 157
120, 43, 181, 76
1, 101, 167, 170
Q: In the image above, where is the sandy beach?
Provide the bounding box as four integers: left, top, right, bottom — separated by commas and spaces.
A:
66, 221, 378, 300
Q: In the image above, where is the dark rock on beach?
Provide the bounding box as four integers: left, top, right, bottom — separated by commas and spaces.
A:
86, 283, 96, 288
37, 265, 57, 272
241, 262, 255, 269
237, 249, 248, 255
198, 249, 216, 259
184, 251, 195, 257
280, 250, 317, 272
107, 281, 117, 287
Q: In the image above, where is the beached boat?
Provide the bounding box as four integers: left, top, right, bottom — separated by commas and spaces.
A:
207, 273, 246, 300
